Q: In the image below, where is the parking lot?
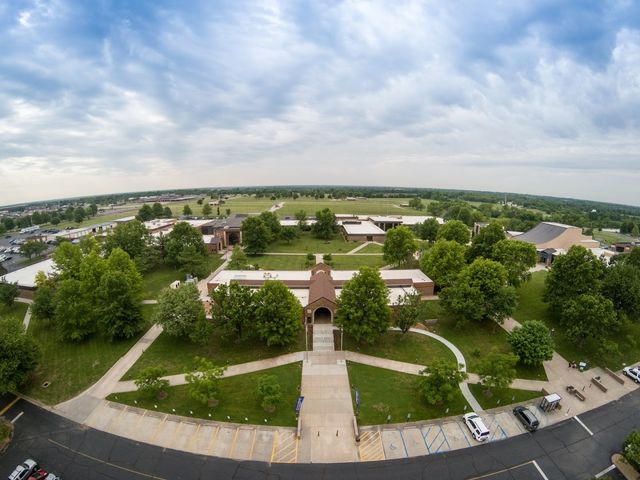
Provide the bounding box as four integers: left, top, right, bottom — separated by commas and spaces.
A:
359, 401, 550, 461
0, 229, 56, 273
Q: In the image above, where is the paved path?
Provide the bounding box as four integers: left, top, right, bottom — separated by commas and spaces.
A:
345, 241, 383, 254
141, 299, 158, 304
16, 298, 33, 330
112, 352, 305, 393
298, 324, 358, 462
197, 251, 231, 299
55, 323, 164, 423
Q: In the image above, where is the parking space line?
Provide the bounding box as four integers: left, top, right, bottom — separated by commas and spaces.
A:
129, 410, 147, 436
0, 396, 20, 416
249, 429, 257, 459
398, 430, 409, 458
595, 465, 616, 478
150, 414, 168, 441
455, 422, 472, 447
532, 460, 550, 480
186, 424, 201, 451
228, 427, 240, 457
207, 426, 220, 455
270, 431, 279, 463
420, 426, 431, 453
574, 416, 594, 436
170, 422, 183, 448
487, 416, 507, 442
10, 411, 24, 423
106, 405, 129, 431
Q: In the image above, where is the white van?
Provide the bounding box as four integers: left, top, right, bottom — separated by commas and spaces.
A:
463, 412, 490, 442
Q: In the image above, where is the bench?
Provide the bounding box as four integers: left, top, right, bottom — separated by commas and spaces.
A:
573, 390, 586, 401
604, 367, 625, 385
591, 377, 608, 393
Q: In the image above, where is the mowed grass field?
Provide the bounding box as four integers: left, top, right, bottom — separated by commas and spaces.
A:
468, 384, 542, 410
0, 302, 29, 323
246, 254, 308, 270
330, 255, 387, 270
21, 304, 156, 405
266, 231, 362, 254
347, 362, 468, 425
109, 362, 302, 427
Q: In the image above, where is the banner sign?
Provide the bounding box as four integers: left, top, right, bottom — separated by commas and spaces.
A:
295, 396, 304, 413
355, 388, 360, 407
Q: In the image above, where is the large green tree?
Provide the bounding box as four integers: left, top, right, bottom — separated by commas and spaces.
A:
253, 281, 301, 346
164, 222, 208, 270
436, 220, 470, 245
394, 292, 421, 333
417, 359, 467, 405
186, 357, 226, 406
241, 217, 270, 255
383, 226, 417, 267
417, 218, 440, 243
153, 283, 208, 342
0, 280, 18, 307
544, 245, 605, 313
258, 211, 282, 242
477, 349, 518, 391
420, 239, 467, 289
560, 293, 618, 345
312, 208, 337, 240
135, 367, 169, 399
54, 278, 95, 341
257, 375, 282, 412
227, 248, 249, 270
603, 263, 640, 319
19, 240, 47, 259
0, 317, 40, 393
336, 267, 391, 344
210, 283, 255, 341
103, 220, 150, 260
492, 239, 537, 286
507, 320, 554, 366
137, 204, 153, 221
440, 258, 517, 326
467, 223, 505, 261
152, 203, 164, 219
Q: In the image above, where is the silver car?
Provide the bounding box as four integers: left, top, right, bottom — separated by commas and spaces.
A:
623, 366, 640, 383
8, 459, 38, 480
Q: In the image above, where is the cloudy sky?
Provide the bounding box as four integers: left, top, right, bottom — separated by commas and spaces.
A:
1, 1, 639, 206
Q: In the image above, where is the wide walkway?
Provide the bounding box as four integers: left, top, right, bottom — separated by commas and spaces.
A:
297, 324, 358, 462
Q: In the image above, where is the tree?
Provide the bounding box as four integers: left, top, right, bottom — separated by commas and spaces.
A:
74, 206, 86, 223
153, 283, 208, 342
210, 283, 255, 341
241, 217, 270, 255
417, 218, 440, 243
623, 430, 640, 471
560, 293, 618, 345
0, 317, 40, 394
420, 240, 467, 288
336, 267, 391, 344
394, 292, 421, 333
135, 367, 169, 399
383, 226, 417, 267
0, 280, 18, 307
257, 375, 282, 412
312, 208, 337, 240
603, 264, 640, 319
97, 264, 144, 341
253, 281, 302, 346
177, 244, 209, 278
152, 203, 164, 219
31, 284, 56, 325
295, 210, 308, 229
163, 206, 173, 218
507, 320, 554, 366
164, 222, 207, 268
544, 246, 605, 313
440, 258, 517, 326
409, 197, 424, 211
227, 248, 249, 270
628, 247, 640, 269
436, 220, 470, 245
467, 223, 505, 261
186, 357, 226, 406
477, 349, 518, 391
88, 203, 98, 216
417, 360, 467, 405
202, 203, 212, 216
280, 227, 298, 243
103, 220, 150, 260
258, 211, 281, 242
54, 278, 95, 341
196, 198, 203, 205
492, 239, 537, 287
137, 204, 153, 222
183, 204, 192, 216
52, 240, 83, 280
633, 224, 640, 238
20, 240, 47, 259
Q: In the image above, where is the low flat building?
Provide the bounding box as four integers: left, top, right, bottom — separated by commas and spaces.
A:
0, 259, 55, 297
340, 221, 386, 242
513, 222, 600, 264
207, 263, 434, 324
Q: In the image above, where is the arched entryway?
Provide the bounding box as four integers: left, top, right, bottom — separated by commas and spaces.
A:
313, 307, 333, 324
227, 231, 240, 246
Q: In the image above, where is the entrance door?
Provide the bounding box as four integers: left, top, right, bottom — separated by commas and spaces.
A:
313, 307, 332, 324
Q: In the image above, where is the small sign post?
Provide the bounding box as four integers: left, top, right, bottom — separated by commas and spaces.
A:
295, 396, 304, 415
355, 387, 360, 414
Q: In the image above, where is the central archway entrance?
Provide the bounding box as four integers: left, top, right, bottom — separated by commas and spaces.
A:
313, 307, 333, 324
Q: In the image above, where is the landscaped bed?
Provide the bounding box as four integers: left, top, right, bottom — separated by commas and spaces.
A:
347, 362, 467, 425
20, 304, 157, 405
142, 255, 224, 299
108, 362, 302, 427
339, 330, 455, 366
123, 327, 307, 380
468, 384, 542, 410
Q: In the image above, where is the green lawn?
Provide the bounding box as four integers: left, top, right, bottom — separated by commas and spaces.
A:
468, 384, 542, 410
593, 230, 636, 245
330, 255, 387, 270
426, 301, 547, 381
277, 198, 430, 217
123, 327, 308, 380
266, 231, 362, 254
347, 362, 468, 425
0, 302, 29, 322
108, 362, 302, 427
0, 418, 11, 445
246, 255, 308, 270
20, 304, 156, 405
356, 243, 384, 254
141, 255, 223, 299
340, 331, 455, 365
513, 271, 640, 370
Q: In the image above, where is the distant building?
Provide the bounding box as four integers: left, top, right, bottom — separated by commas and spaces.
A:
513, 222, 600, 264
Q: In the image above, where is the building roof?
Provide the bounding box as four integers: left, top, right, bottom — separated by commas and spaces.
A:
400, 216, 444, 225
1, 259, 56, 288
341, 221, 385, 235
308, 269, 336, 304
513, 222, 576, 245
115, 216, 136, 223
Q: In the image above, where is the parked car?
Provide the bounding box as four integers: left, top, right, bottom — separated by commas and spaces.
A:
623, 366, 640, 383
44, 475, 60, 480
27, 469, 48, 480
463, 412, 490, 442
513, 406, 539, 432
8, 459, 38, 480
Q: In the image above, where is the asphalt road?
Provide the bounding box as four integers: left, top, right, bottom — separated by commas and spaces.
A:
0, 391, 634, 479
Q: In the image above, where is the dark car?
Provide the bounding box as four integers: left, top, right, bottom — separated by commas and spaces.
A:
513, 406, 539, 432
27, 469, 48, 480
